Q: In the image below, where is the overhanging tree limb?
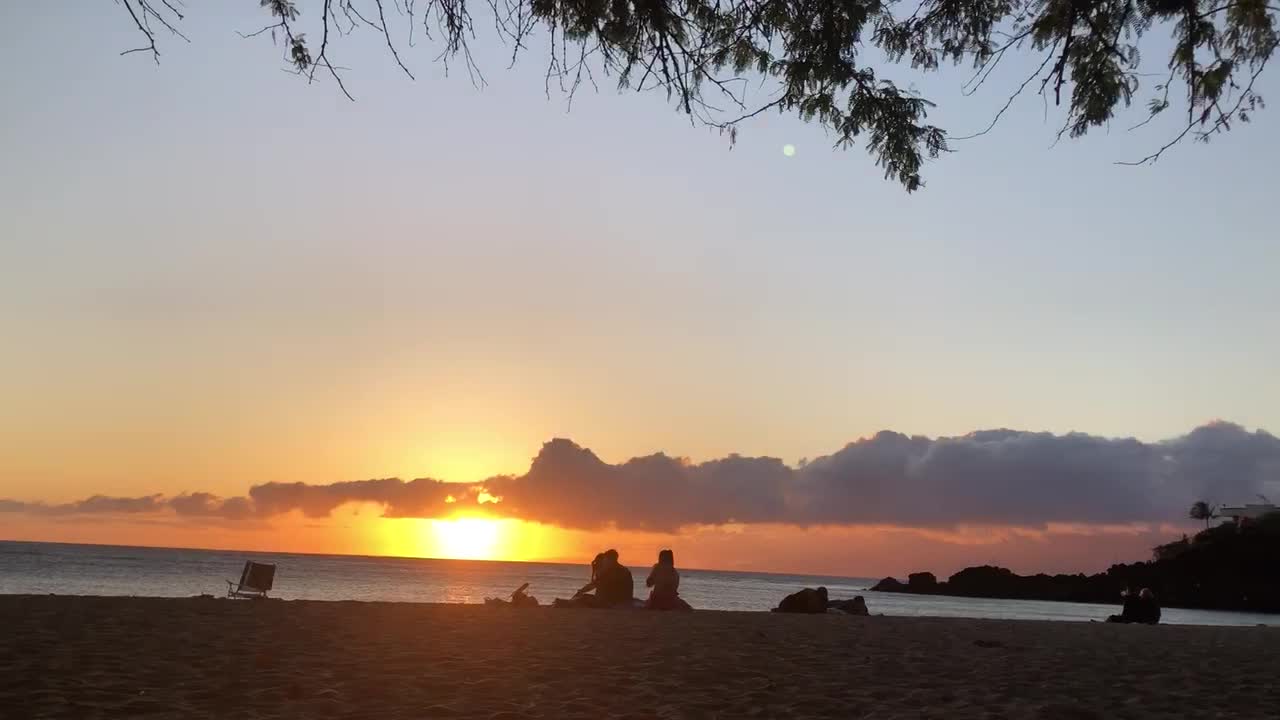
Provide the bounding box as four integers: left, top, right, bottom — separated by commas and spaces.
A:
109, 0, 1280, 190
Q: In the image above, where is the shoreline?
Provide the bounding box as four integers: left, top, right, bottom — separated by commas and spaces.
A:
866, 588, 1280, 617
4, 593, 1277, 627
7, 595, 1279, 719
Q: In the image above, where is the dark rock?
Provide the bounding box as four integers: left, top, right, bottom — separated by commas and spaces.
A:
870, 576, 908, 593
947, 566, 1021, 597
773, 586, 829, 613
829, 596, 869, 616
907, 572, 938, 591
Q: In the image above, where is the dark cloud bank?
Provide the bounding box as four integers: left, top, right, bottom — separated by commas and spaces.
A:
5, 422, 1278, 531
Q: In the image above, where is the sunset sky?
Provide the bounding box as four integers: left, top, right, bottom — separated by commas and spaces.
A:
1, 2, 1278, 578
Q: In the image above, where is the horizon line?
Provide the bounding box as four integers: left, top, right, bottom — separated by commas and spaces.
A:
0, 537, 879, 582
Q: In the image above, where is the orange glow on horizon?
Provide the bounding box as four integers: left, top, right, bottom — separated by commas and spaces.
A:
0, 509, 1191, 578
425, 517, 501, 560
375, 514, 565, 562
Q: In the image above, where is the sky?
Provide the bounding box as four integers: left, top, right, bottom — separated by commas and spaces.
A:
1, 1, 1278, 578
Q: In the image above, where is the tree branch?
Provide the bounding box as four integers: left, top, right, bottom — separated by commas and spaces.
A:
952, 44, 1059, 140
119, 0, 160, 63
373, 0, 416, 79
1118, 43, 1276, 165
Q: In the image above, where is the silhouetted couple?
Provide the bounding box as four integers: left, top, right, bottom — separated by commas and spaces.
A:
570, 549, 634, 608
1107, 587, 1161, 625
560, 548, 691, 610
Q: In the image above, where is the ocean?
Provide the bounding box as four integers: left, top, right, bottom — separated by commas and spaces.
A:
2, 540, 1276, 626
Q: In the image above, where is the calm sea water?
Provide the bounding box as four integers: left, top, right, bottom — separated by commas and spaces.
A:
2, 541, 1276, 627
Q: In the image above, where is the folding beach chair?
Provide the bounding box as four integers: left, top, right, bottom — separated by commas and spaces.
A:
226, 560, 276, 599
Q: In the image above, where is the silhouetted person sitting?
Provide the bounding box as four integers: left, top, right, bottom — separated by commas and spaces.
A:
573, 552, 607, 597
1134, 588, 1161, 624
1107, 587, 1138, 623
645, 549, 692, 611
593, 548, 634, 604
596, 549, 634, 607
1107, 587, 1161, 624
773, 586, 829, 613
567, 549, 634, 608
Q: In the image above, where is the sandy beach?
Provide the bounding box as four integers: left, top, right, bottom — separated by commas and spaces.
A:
3, 596, 1277, 719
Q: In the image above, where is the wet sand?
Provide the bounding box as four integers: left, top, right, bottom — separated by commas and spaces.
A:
3, 595, 1277, 719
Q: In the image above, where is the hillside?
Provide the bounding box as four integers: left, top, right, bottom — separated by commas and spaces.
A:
872, 513, 1280, 612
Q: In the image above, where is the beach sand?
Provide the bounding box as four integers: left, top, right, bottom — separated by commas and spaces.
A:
3, 596, 1277, 719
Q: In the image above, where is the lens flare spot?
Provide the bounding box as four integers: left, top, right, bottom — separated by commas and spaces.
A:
782, 144, 797, 157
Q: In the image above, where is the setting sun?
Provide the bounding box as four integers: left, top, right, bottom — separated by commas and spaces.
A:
378, 516, 565, 561
425, 518, 502, 560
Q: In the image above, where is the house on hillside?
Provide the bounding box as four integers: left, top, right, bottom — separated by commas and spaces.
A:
1217, 503, 1278, 526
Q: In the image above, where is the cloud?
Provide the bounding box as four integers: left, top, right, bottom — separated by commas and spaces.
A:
791, 429, 1167, 526
2, 422, 1278, 530
1165, 422, 1280, 502
2, 494, 167, 516
169, 492, 254, 520
475, 440, 791, 531
248, 477, 460, 519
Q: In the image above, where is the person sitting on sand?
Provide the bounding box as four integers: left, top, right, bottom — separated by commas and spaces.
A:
566, 549, 634, 608
1107, 587, 1137, 623
772, 586, 829, 613
1107, 587, 1160, 624
574, 552, 608, 597
1134, 588, 1161, 624
594, 549, 635, 607
645, 549, 692, 611
1106, 587, 1138, 623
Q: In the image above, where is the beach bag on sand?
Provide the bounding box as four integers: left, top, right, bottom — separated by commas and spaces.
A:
486, 583, 539, 607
